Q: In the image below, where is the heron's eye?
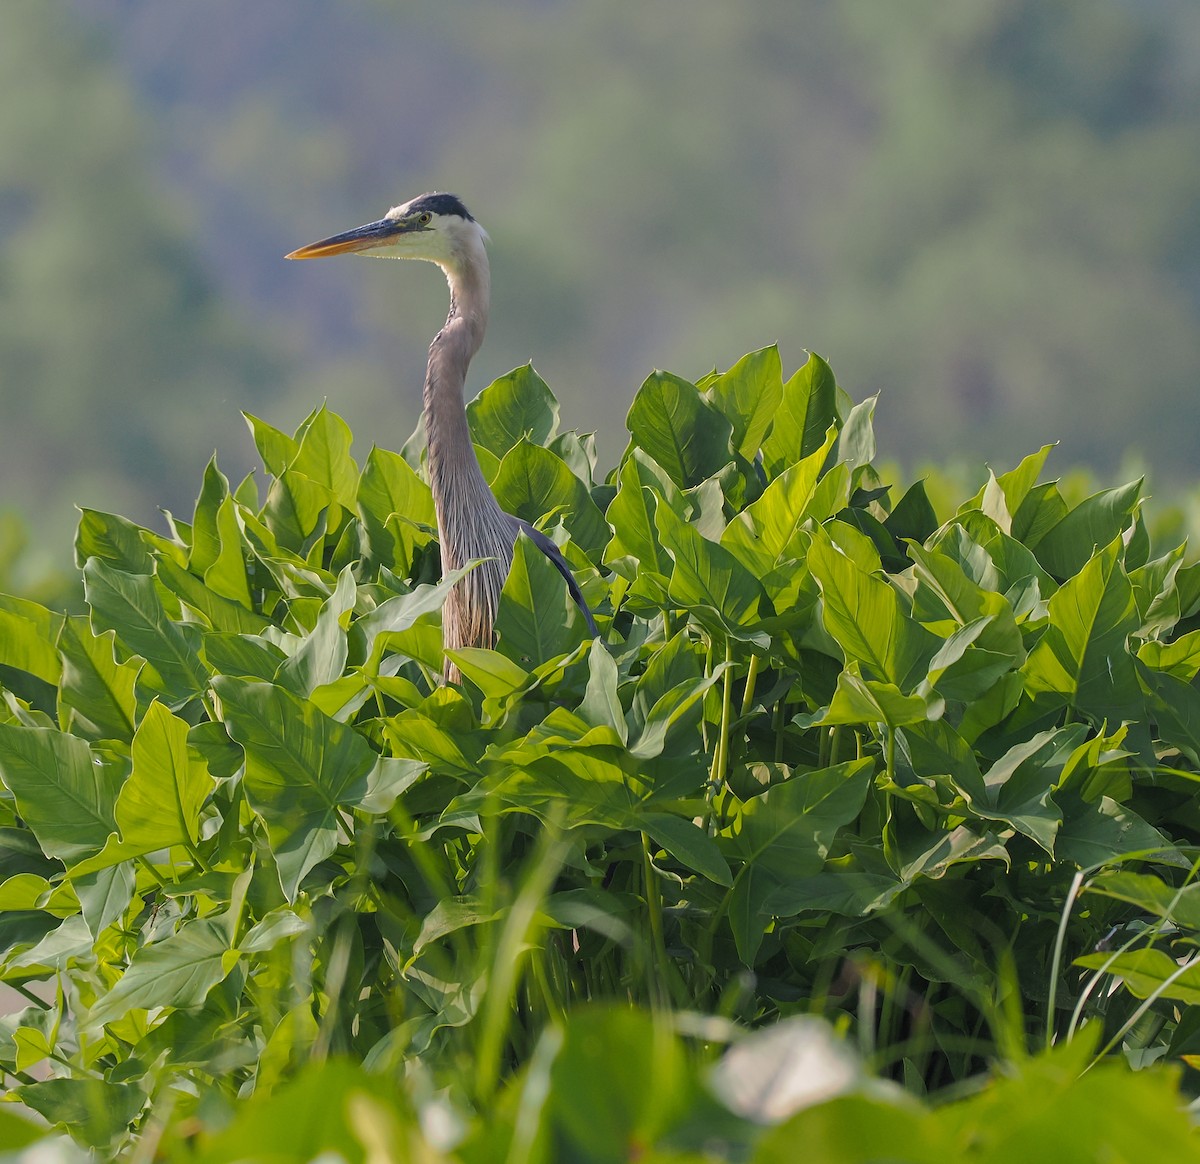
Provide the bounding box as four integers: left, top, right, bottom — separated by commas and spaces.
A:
418, 212, 432, 226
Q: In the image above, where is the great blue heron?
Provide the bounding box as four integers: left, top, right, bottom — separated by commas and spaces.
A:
286, 192, 595, 682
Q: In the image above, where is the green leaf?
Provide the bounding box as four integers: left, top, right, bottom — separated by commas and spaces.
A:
87, 915, 239, 1031
275, 565, 357, 698
0, 724, 116, 861
289, 404, 359, 508
641, 812, 732, 886
466, 363, 560, 457
1074, 948, 1200, 1006
74, 508, 156, 574
1022, 539, 1142, 722
155, 555, 270, 635
968, 445, 1055, 533
0, 597, 62, 685
549, 1007, 691, 1163
626, 369, 733, 488
602, 450, 682, 580
579, 639, 627, 744
704, 345, 784, 460
1032, 480, 1142, 579
761, 351, 839, 478
807, 526, 938, 690
724, 760, 874, 963
1056, 796, 1175, 868
654, 502, 764, 641
214, 677, 377, 900
116, 701, 215, 850
722, 426, 837, 576
15, 1077, 144, 1148
243, 411, 299, 476
83, 557, 206, 704
491, 438, 609, 558
823, 666, 942, 729
357, 445, 436, 571
494, 532, 590, 666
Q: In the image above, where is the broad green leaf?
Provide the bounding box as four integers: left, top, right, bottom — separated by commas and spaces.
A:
262, 469, 336, 550
1011, 481, 1069, 549
835, 394, 877, 474
491, 438, 609, 558
73, 863, 135, 939
83, 558, 206, 704
494, 533, 590, 666
1138, 629, 1200, 681
0, 600, 62, 686
16, 1078, 144, 1149
202, 632, 287, 682
275, 565, 357, 697
761, 351, 839, 478
289, 404, 359, 508
1022, 538, 1142, 722
443, 647, 532, 700
626, 369, 733, 488
724, 760, 873, 963
466, 364, 559, 457
968, 444, 1055, 533
240, 908, 309, 955
703, 345, 784, 460
75, 508, 155, 574
579, 639, 627, 744
1032, 480, 1142, 579
721, 427, 837, 576
654, 502, 764, 641
357, 445, 436, 571
823, 666, 942, 729
807, 527, 938, 690
1140, 665, 1200, 765
116, 701, 215, 850
201, 495, 254, 608
641, 812, 732, 886
602, 450, 682, 580
1056, 797, 1176, 869
87, 915, 239, 1030
155, 555, 270, 635
187, 456, 230, 574
1086, 871, 1200, 932
906, 541, 1024, 661
214, 677, 377, 900
243, 410, 299, 476
1074, 948, 1200, 1007
979, 726, 1087, 855
0, 725, 116, 861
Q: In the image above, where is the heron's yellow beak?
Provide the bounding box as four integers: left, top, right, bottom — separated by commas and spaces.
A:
285, 215, 420, 260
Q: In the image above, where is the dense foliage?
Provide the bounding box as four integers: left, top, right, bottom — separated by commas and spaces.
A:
0, 349, 1199, 1158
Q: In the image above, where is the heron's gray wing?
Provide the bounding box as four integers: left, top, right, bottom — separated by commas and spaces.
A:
513, 518, 599, 637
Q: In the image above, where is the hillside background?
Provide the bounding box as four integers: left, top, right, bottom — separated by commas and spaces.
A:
4, 0, 1200, 574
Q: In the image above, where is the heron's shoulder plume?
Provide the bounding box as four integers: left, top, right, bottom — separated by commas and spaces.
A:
405, 192, 474, 221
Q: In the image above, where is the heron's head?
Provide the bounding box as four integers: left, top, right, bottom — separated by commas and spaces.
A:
285, 192, 487, 273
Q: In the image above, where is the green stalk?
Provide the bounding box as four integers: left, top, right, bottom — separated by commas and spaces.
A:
135, 855, 168, 889
706, 640, 735, 824
640, 831, 671, 1011
740, 654, 761, 718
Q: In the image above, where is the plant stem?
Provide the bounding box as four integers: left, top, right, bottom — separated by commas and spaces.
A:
707, 641, 735, 819
640, 831, 670, 1011
740, 654, 761, 717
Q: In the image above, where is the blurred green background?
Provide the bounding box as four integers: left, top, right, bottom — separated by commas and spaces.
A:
3, 0, 1200, 581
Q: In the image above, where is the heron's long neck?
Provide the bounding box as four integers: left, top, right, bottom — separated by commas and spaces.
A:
423, 254, 500, 538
